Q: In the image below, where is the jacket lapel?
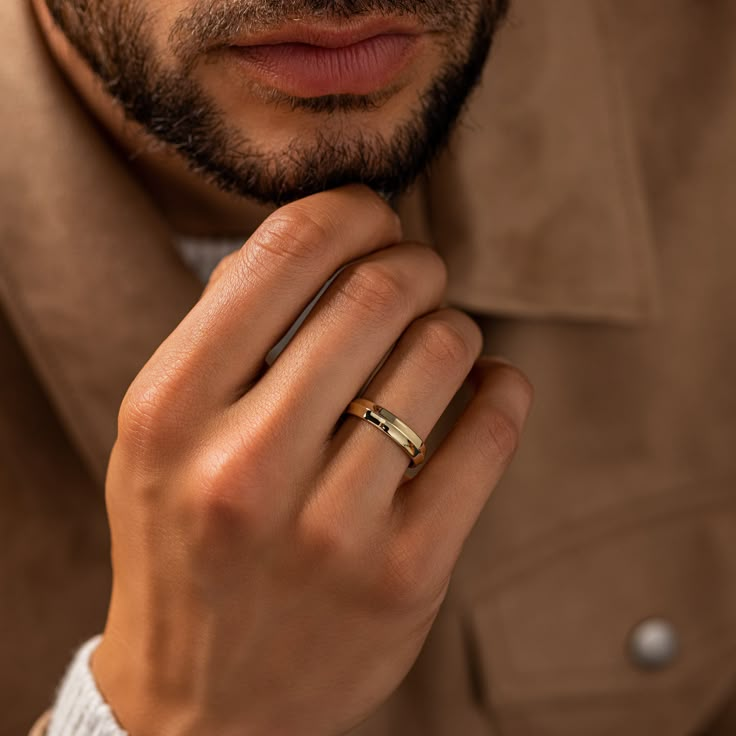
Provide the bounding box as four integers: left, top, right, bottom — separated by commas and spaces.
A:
0, 0, 203, 484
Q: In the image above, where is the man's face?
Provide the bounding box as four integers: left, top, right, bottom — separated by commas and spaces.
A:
45, 0, 508, 205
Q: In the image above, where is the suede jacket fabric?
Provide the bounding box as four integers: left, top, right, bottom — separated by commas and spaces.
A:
2, 0, 736, 734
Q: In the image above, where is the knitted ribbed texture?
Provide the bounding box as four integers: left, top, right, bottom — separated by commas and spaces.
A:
46, 636, 127, 736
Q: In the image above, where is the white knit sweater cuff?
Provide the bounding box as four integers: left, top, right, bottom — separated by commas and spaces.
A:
47, 636, 128, 736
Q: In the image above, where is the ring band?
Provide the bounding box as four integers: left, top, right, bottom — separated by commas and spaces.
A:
343, 398, 427, 468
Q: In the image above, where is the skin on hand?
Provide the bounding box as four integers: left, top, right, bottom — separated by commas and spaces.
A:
91, 185, 533, 736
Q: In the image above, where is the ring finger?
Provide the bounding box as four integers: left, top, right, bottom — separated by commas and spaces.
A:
315, 307, 483, 522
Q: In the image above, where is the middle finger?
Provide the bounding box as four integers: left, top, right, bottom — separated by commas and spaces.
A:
238, 241, 447, 466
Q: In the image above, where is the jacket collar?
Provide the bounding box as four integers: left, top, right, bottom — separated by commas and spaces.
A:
0, 0, 203, 483
405, 0, 662, 325
0, 0, 661, 483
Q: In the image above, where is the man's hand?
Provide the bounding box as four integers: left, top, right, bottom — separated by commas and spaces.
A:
91, 185, 533, 736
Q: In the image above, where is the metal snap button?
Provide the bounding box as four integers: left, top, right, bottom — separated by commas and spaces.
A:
627, 617, 679, 670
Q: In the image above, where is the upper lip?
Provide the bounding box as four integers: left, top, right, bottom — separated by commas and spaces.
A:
228, 18, 425, 49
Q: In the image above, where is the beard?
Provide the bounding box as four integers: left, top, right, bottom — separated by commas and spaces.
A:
44, 0, 509, 206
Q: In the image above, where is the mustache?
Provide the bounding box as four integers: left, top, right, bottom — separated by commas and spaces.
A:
170, 0, 509, 60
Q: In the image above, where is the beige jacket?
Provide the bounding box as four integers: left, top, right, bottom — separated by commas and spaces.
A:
2, 0, 736, 734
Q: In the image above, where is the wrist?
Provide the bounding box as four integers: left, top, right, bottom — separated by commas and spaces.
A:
46, 636, 127, 736
91, 634, 278, 736
91, 635, 194, 736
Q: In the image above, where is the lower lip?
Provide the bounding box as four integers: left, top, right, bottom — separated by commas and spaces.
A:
229, 34, 421, 98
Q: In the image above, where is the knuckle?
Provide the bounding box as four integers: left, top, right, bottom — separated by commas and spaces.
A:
117, 389, 153, 443
415, 315, 480, 371
186, 448, 274, 540
245, 208, 332, 278
332, 261, 408, 324
117, 357, 198, 451
117, 381, 170, 451
184, 406, 299, 545
476, 405, 521, 463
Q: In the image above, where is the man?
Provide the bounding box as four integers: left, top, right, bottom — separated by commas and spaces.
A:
1, 0, 735, 734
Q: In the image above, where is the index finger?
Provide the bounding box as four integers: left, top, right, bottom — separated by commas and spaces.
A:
131, 185, 402, 418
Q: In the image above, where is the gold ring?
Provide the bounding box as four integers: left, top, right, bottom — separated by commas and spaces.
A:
343, 398, 427, 468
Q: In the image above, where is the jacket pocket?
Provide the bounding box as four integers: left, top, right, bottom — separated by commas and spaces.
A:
466, 477, 736, 736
